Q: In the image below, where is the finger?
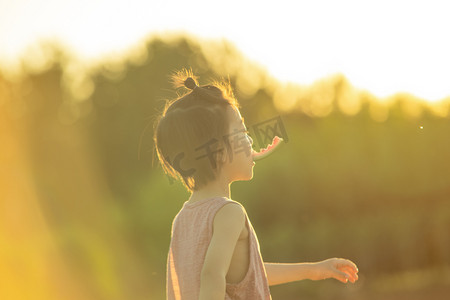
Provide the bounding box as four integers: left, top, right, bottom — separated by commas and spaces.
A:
341, 266, 359, 282
336, 264, 358, 282
335, 265, 358, 283
348, 273, 358, 283
346, 260, 358, 273
336, 259, 358, 273
333, 269, 350, 283
341, 265, 358, 276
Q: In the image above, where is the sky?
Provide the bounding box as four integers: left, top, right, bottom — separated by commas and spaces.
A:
1, 0, 449, 102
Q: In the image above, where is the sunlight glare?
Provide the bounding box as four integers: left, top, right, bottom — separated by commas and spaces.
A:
0, 0, 449, 102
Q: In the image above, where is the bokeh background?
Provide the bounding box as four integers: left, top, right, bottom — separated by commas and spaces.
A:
1, 1, 450, 300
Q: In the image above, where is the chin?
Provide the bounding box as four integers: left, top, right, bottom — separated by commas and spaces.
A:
234, 172, 253, 182
243, 171, 254, 181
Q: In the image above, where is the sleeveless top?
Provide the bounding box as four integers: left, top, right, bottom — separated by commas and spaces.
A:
166, 197, 272, 300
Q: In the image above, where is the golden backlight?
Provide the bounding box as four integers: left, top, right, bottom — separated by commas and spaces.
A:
1, 1, 450, 300
0, 0, 449, 102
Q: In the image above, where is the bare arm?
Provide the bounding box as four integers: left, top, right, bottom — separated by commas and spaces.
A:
199, 204, 245, 300
264, 258, 359, 286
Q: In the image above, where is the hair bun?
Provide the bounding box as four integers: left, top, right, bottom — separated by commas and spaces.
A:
184, 77, 198, 90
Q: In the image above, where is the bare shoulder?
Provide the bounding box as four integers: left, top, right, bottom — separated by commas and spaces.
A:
214, 202, 246, 229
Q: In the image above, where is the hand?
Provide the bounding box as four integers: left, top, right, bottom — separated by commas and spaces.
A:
313, 258, 359, 283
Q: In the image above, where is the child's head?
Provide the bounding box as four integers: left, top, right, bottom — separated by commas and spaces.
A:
153, 69, 254, 193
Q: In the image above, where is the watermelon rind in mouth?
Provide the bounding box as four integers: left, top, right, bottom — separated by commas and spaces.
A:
252, 136, 284, 161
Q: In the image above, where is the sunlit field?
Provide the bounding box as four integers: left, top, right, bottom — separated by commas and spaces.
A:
1, 34, 450, 299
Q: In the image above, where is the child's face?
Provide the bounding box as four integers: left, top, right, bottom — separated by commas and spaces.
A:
220, 107, 255, 182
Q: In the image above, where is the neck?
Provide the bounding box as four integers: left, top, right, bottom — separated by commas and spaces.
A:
188, 177, 230, 203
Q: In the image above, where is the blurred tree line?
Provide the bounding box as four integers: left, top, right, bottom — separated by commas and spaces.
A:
1, 34, 449, 300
